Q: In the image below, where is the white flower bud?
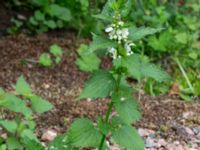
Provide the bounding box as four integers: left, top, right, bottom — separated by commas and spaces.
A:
105, 26, 114, 32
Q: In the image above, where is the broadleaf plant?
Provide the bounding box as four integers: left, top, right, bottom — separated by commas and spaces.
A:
69, 0, 170, 149
0, 76, 53, 149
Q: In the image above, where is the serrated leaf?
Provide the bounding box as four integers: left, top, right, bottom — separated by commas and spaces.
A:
88, 34, 117, 53
142, 63, 171, 82
112, 91, 141, 124
114, 54, 170, 82
0, 95, 32, 117
29, 95, 53, 113
79, 71, 116, 99
68, 118, 101, 147
39, 53, 52, 67
129, 27, 164, 41
76, 44, 100, 72
15, 76, 32, 96
112, 125, 145, 150
0, 120, 17, 133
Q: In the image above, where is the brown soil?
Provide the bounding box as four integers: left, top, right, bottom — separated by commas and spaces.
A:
0, 33, 200, 144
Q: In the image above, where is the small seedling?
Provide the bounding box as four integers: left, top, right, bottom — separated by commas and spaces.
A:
39, 44, 63, 67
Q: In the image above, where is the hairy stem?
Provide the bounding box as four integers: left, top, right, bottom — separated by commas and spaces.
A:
98, 73, 122, 150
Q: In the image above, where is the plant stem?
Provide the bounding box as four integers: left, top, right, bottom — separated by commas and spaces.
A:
174, 57, 194, 93
98, 102, 114, 150
98, 73, 122, 150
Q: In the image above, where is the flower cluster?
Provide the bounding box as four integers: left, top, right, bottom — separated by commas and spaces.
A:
105, 21, 128, 44
105, 19, 135, 59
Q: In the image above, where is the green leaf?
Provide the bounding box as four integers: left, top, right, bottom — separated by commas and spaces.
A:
115, 54, 170, 82
0, 120, 17, 133
112, 125, 145, 150
76, 44, 100, 72
44, 20, 57, 29
142, 63, 171, 82
175, 32, 188, 44
112, 91, 141, 124
39, 53, 52, 67
148, 31, 173, 52
0, 95, 32, 117
93, 0, 115, 22
120, 0, 133, 17
50, 44, 63, 57
34, 10, 45, 21
15, 76, 32, 96
48, 134, 77, 150
79, 71, 116, 99
88, 34, 117, 53
7, 136, 22, 150
46, 4, 71, 21
23, 138, 45, 150
29, 16, 38, 26
21, 129, 38, 142
29, 95, 53, 113
98, 117, 111, 135
68, 118, 101, 147
31, 0, 49, 7
129, 27, 164, 41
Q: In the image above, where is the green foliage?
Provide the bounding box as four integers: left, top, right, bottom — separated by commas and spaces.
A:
128, 0, 200, 99
112, 90, 141, 124
73, 1, 170, 149
0, 120, 17, 133
29, 96, 53, 113
39, 44, 63, 67
68, 118, 101, 147
0, 76, 53, 149
89, 34, 117, 53
15, 76, 32, 96
79, 71, 116, 99
75, 44, 100, 72
6, 0, 105, 35
0, 94, 32, 118
114, 54, 171, 82
129, 27, 164, 41
39, 53, 52, 67
112, 125, 145, 150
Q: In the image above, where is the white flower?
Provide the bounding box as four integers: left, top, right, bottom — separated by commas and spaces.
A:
121, 28, 129, 38
105, 26, 114, 33
125, 41, 135, 56
108, 47, 117, 59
